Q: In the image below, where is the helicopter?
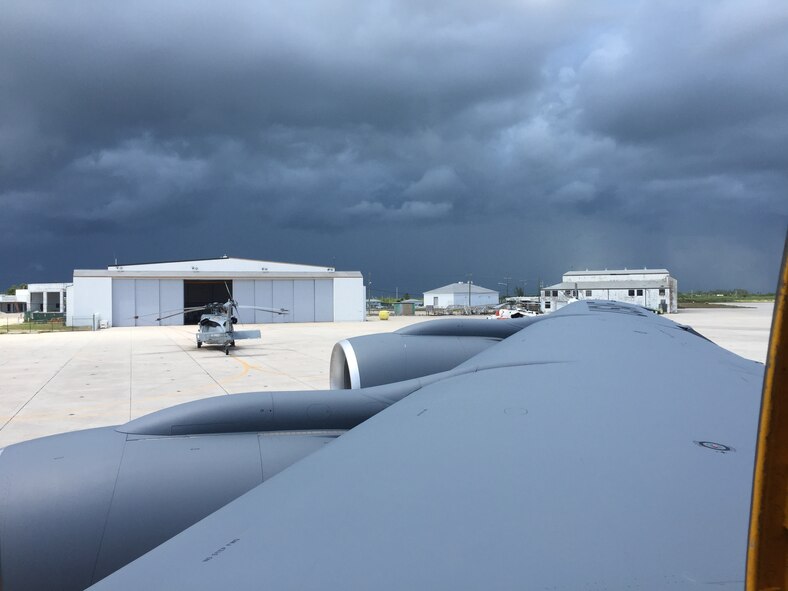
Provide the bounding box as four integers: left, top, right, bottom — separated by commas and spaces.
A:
157, 299, 289, 355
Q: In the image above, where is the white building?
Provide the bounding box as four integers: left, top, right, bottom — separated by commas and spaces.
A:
0, 283, 68, 313
67, 257, 365, 327
423, 282, 499, 309
541, 269, 678, 314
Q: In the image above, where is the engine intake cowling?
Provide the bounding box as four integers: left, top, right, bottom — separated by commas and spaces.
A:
330, 333, 499, 389
330, 317, 539, 390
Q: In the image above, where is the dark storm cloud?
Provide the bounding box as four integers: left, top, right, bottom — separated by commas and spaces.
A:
0, 0, 786, 292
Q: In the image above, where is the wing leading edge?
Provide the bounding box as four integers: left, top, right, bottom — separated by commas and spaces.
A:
89, 301, 764, 590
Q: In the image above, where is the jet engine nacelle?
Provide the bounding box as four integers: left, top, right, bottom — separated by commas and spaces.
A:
329, 317, 538, 389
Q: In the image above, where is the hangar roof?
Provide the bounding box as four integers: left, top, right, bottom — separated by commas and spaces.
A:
74, 270, 361, 279
106, 256, 334, 273
424, 282, 498, 295
564, 268, 670, 276
73, 256, 363, 279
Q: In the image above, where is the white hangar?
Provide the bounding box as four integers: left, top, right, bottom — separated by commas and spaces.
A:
66, 257, 365, 327
541, 268, 678, 314
423, 282, 499, 309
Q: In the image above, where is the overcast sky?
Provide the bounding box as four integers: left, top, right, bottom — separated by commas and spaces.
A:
1, 0, 786, 296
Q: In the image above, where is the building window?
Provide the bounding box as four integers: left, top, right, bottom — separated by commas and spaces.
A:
585, 290, 592, 297
564, 290, 572, 296
637, 289, 643, 296
552, 290, 558, 297
659, 288, 665, 296
628, 289, 635, 296
545, 302, 551, 309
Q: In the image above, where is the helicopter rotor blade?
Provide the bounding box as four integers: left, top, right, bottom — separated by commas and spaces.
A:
155, 307, 208, 321
135, 306, 203, 319
154, 306, 205, 320
223, 281, 234, 306
235, 305, 289, 315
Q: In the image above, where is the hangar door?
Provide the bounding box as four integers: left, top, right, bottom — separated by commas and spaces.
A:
238, 279, 334, 323
183, 280, 232, 325
112, 279, 135, 327
111, 279, 184, 326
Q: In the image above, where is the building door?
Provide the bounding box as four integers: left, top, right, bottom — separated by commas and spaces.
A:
135, 280, 160, 326
183, 280, 232, 325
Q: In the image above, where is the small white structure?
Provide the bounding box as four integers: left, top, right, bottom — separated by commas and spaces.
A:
424, 282, 499, 309
68, 256, 365, 327
541, 269, 678, 313
0, 294, 24, 313
0, 283, 68, 313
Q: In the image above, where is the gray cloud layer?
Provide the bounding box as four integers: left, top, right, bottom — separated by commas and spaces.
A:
1, 0, 786, 294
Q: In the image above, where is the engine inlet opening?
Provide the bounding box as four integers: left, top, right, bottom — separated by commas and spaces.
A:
329, 340, 360, 389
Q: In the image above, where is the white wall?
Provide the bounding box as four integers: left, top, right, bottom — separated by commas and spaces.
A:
472, 293, 498, 306
424, 291, 498, 307
71, 276, 112, 327
65, 285, 74, 325
333, 277, 364, 321
541, 286, 676, 314
27, 282, 69, 291
424, 293, 454, 308
14, 289, 29, 306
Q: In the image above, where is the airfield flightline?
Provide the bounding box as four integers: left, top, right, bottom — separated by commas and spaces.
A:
0, 303, 774, 448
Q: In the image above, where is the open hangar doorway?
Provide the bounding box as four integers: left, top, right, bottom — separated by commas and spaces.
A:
183, 280, 232, 325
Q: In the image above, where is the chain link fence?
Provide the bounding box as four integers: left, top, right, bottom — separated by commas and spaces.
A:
0, 314, 98, 334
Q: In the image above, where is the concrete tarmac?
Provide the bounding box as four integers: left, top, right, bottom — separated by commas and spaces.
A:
0, 304, 774, 448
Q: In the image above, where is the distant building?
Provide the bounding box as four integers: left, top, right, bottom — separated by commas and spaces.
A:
424, 282, 499, 309
0, 295, 24, 313
393, 300, 418, 316
541, 269, 677, 314
67, 256, 365, 327
0, 283, 68, 313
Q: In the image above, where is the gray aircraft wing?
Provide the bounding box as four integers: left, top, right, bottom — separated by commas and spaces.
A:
89, 301, 763, 590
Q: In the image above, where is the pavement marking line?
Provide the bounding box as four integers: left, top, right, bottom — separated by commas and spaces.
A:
151, 329, 310, 397
159, 326, 230, 395
0, 335, 96, 433
231, 356, 290, 378
247, 350, 324, 390
124, 329, 259, 405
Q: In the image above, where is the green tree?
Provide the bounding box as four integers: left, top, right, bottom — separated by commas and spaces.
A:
4, 283, 27, 295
